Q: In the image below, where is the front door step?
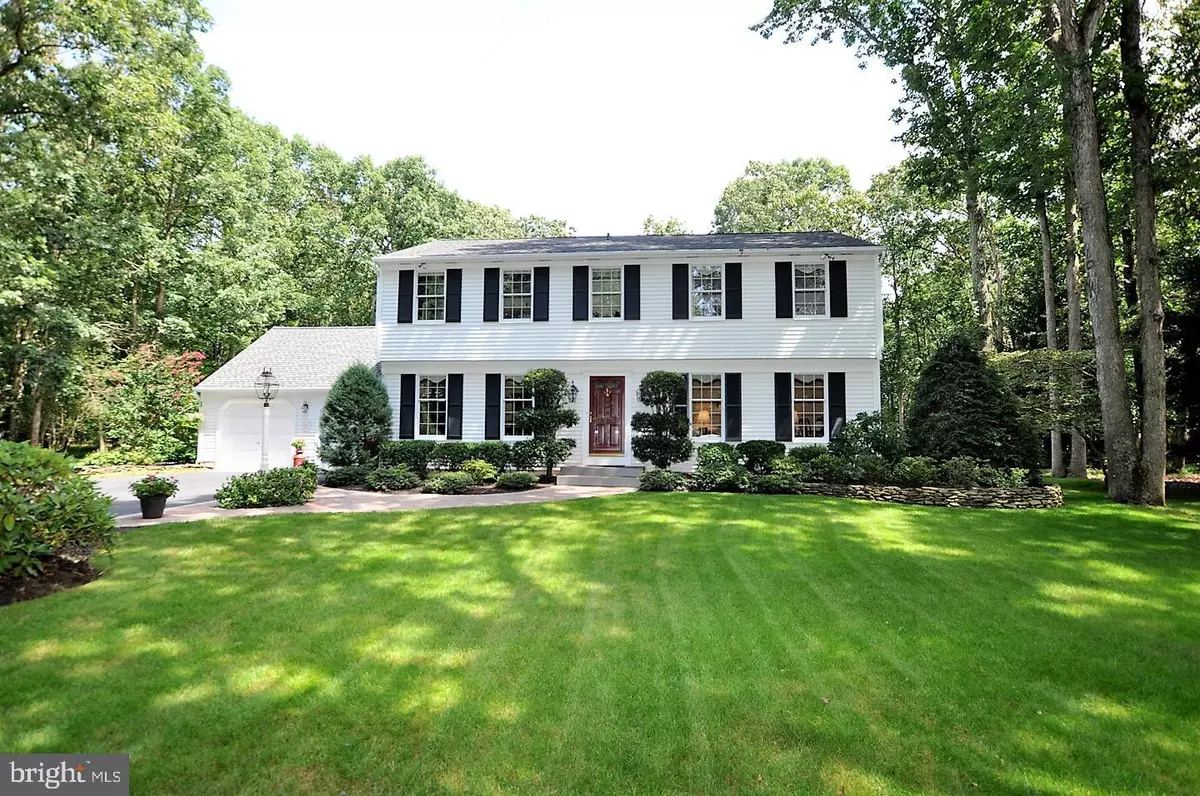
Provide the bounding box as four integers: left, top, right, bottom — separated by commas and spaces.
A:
556, 464, 643, 488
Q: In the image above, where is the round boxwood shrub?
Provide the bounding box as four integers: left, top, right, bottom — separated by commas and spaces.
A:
432, 442, 477, 471
691, 462, 750, 492
854, 453, 893, 485
830, 412, 907, 463
472, 442, 511, 473
696, 442, 738, 467
907, 333, 1038, 467
638, 469, 688, 492
215, 466, 317, 508
509, 439, 543, 472
807, 452, 862, 484
892, 456, 940, 488
736, 440, 786, 475
939, 456, 981, 488
365, 466, 420, 492
495, 471, 539, 491
322, 464, 371, 488
379, 440, 438, 477
422, 472, 476, 495
0, 442, 116, 576
769, 456, 810, 482
748, 473, 798, 494
787, 445, 827, 465
461, 459, 498, 484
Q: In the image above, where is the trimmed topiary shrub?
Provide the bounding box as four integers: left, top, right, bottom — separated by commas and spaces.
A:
461, 459, 498, 484
496, 471, 539, 491
736, 440, 786, 475
748, 473, 799, 494
432, 442, 477, 471
939, 456, 981, 488
365, 466, 420, 492
907, 333, 1038, 467
0, 442, 116, 576
322, 464, 371, 488
638, 469, 688, 492
215, 466, 317, 508
422, 472, 476, 495
516, 369, 580, 481
696, 442, 738, 467
472, 442, 511, 472
830, 412, 907, 463
318, 364, 393, 467
631, 371, 694, 469
892, 456, 940, 487
379, 440, 438, 477
787, 445, 828, 465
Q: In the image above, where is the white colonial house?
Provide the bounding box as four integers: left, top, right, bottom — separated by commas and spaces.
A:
196, 232, 883, 477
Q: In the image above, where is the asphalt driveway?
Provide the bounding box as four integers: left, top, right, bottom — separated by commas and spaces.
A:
94, 470, 238, 518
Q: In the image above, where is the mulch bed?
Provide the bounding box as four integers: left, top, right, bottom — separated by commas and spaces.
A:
0, 557, 101, 607
329, 483, 551, 496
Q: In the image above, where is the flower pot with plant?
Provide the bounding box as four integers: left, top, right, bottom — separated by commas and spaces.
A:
130, 475, 180, 519
291, 439, 306, 467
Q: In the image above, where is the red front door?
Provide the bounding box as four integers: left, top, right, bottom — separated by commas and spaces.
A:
589, 376, 625, 454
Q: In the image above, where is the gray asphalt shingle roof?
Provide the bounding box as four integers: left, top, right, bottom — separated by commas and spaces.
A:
195, 326, 376, 392
380, 232, 878, 260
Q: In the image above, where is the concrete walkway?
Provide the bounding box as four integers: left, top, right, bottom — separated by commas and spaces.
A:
115, 484, 633, 528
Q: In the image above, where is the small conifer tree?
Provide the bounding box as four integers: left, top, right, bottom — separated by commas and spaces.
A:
318, 364, 393, 467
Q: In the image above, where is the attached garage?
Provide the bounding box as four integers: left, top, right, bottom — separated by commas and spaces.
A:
194, 326, 378, 472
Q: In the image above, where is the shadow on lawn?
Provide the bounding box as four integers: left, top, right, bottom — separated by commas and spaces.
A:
2, 483, 1199, 794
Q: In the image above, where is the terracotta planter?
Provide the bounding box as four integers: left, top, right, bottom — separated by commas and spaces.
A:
293, 454, 305, 467
139, 494, 168, 519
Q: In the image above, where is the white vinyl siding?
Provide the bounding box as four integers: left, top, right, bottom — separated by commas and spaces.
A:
377, 254, 882, 361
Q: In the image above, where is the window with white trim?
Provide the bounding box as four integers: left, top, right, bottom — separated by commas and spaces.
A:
794, 263, 827, 316
504, 376, 533, 436
502, 269, 533, 320
793, 374, 826, 439
419, 376, 447, 436
591, 266, 622, 319
690, 264, 723, 318
690, 374, 722, 438
416, 272, 445, 321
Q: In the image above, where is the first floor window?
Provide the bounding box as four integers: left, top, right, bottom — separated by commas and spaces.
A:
504, 376, 533, 436
503, 269, 533, 320
793, 374, 826, 439
690, 374, 722, 437
416, 271, 445, 321
690, 264, 723, 318
591, 266, 622, 318
419, 376, 447, 436
794, 263, 827, 316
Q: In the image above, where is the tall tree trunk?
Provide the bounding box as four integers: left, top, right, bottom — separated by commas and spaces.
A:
29, 389, 43, 447
155, 280, 166, 320
1050, 0, 1140, 501
1037, 192, 1065, 477
964, 174, 997, 351
1120, 0, 1167, 505
1064, 105, 1088, 477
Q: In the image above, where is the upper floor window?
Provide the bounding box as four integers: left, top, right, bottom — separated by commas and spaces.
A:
419, 376, 447, 436
504, 376, 533, 436
691, 374, 722, 438
503, 269, 533, 320
793, 374, 826, 439
691, 264, 723, 318
416, 272, 445, 321
794, 263, 827, 316
591, 267, 622, 319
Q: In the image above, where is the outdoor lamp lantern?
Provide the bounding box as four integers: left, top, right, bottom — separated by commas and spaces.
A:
253, 367, 279, 471
568, 381, 580, 403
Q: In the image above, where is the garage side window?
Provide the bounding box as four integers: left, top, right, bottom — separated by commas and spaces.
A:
419, 376, 447, 436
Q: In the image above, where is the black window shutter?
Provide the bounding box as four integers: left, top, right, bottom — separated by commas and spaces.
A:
399, 374, 416, 439
484, 374, 502, 440
774, 372, 793, 442
672, 263, 688, 319
624, 264, 640, 320
828, 372, 847, 437
397, 270, 414, 324
447, 374, 463, 439
445, 269, 462, 323
573, 265, 588, 321
483, 268, 500, 322
725, 263, 742, 319
725, 373, 742, 441
829, 260, 848, 318
775, 262, 793, 319
533, 266, 550, 321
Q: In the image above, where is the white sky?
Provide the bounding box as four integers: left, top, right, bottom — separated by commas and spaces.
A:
199, 0, 906, 236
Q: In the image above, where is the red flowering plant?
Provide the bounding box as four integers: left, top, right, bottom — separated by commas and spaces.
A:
130, 475, 180, 499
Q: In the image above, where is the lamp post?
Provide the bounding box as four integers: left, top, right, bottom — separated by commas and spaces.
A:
253, 367, 279, 471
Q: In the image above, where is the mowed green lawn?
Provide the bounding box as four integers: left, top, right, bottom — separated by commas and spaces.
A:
2, 482, 1199, 795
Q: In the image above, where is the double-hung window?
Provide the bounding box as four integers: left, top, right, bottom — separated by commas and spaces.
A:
504, 376, 533, 437
502, 269, 533, 320
690, 374, 722, 438
794, 263, 827, 316
793, 374, 826, 439
690, 264, 723, 318
416, 272, 446, 321
419, 376, 447, 436
591, 266, 622, 319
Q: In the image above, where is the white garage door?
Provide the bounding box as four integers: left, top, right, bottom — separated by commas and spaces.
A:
217, 400, 296, 472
